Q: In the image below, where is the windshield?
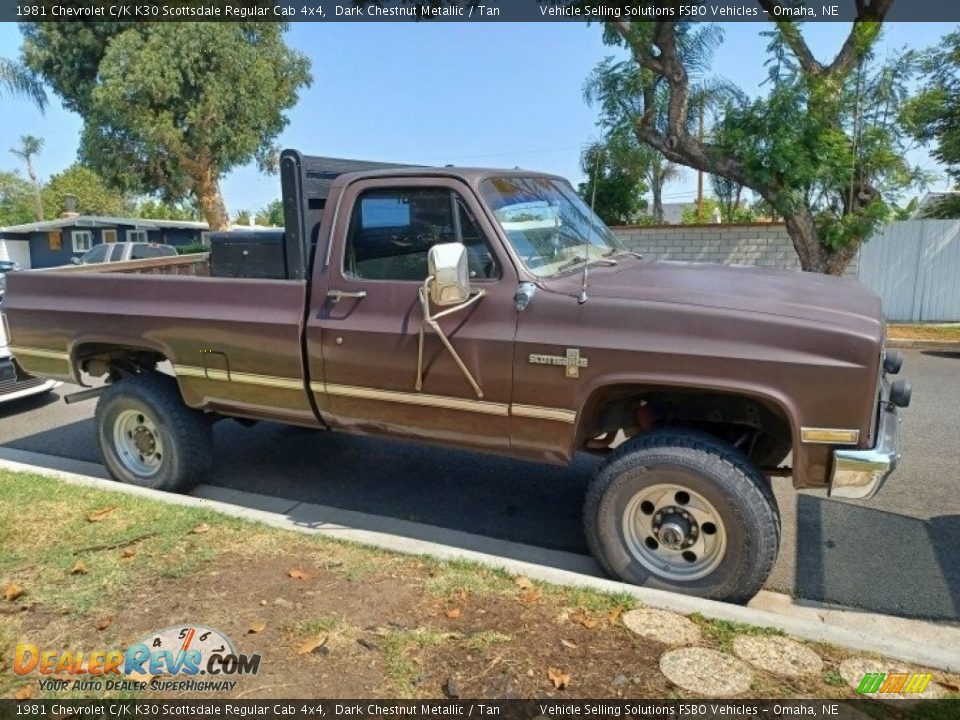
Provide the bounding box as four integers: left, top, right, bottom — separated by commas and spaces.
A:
480, 176, 623, 277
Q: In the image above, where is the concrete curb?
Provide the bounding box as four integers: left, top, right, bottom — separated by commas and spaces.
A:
3, 452, 960, 674
886, 338, 960, 351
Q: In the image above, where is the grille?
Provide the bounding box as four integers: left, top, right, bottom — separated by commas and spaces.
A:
0, 373, 47, 396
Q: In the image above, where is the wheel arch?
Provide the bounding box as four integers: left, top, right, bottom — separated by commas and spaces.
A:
574, 377, 800, 458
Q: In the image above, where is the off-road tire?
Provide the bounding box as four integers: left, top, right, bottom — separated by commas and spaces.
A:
584, 429, 780, 603
95, 372, 212, 492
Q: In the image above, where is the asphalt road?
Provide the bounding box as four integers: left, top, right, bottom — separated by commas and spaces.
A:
1, 349, 957, 621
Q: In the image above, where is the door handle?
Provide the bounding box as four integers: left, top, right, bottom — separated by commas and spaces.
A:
327, 289, 367, 303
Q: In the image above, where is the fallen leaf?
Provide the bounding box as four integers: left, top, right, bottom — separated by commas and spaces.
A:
560, 639, 577, 650
121, 548, 136, 559
937, 680, 960, 693
458, 590, 468, 602
570, 611, 598, 630
189, 523, 211, 535
297, 635, 328, 655
96, 616, 114, 631
14, 685, 33, 700
248, 621, 266, 634
608, 608, 623, 623
288, 569, 308, 580
445, 608, 461, 620
514, 576, 534, 590
521, 588, 543, 605
87, 506, 115, 523
70, 559, 89, 575
3, 584, 24, 602
548, 667, 571, 690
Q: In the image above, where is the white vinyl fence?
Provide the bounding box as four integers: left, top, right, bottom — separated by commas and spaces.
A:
857, 219, 960, 322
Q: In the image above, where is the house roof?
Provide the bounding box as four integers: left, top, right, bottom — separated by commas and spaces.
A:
0, 215, 279, 235
912, 191, 960, 218
0, 215, 209, 234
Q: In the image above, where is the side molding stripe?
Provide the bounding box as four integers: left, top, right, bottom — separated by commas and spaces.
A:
175, 366, 575, 423
9, 346, 70, 361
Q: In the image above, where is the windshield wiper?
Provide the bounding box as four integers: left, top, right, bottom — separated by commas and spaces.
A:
556, 255, 617, 273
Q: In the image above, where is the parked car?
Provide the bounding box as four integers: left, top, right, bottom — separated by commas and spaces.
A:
0, 298, 59, 404
4, 149, 912, 603
72, 242, 178, 265
0, 260, 21, 296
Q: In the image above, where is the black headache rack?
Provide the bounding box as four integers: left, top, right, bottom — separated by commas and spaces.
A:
211, 150, 419, 280
278, 149, 421, 280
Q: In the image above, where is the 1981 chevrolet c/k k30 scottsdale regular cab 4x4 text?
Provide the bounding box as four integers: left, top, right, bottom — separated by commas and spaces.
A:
4, 151, 912, 603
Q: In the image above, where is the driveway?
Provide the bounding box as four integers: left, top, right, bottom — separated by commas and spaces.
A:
1, 349, 957, 621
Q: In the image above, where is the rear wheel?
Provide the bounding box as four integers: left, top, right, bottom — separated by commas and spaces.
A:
584, 429, 780, 603
96, 373, 212, 492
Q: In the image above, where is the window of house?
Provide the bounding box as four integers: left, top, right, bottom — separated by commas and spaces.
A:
344, 188, 498, 281
71, 230, 93, 253
102, 229, 118, 244
127, 229, 149, 243
48, 231, 61, 250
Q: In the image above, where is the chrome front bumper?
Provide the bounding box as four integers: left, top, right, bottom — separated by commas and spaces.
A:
829, 402, 902, 500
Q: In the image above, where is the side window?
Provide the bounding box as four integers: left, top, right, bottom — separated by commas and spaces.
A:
83, 244, 110, 263
344, 188, 498, 281
131, 244, 171, 259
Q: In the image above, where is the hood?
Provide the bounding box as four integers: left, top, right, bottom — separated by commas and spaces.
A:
543, 259, 883, 334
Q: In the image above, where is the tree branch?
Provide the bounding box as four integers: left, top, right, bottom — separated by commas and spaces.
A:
756, 0, 894, 78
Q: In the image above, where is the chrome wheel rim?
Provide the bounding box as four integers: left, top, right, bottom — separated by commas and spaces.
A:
622, 482, 727, 581
113, 409, 164, 478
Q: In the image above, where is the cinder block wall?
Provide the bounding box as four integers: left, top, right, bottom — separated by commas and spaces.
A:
610, 223, 860, 277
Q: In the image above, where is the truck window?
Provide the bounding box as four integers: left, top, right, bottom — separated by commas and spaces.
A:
344, 188, 498, 281
81, 244, 110, 264
131, 244, 174, 260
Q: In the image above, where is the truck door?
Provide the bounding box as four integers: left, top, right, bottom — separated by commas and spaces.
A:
304, 177, 517, 453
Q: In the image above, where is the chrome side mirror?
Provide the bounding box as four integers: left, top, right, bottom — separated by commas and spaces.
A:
427, 242, 470, 306
70, 257, 81, 265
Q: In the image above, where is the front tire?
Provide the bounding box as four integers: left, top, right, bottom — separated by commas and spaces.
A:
584, 429, 780, 603
96, 373, 212, 492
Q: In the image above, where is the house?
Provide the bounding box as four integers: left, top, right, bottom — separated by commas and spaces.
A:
0, 215, 212, 269
912, 191, 960, 219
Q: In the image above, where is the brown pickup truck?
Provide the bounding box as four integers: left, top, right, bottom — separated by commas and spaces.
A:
4, 150, 911, 603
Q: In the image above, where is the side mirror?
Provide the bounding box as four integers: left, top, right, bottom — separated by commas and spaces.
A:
427, 243, 470, 306
70, 257, 81, 265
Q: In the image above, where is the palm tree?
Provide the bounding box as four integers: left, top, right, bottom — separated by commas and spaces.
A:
0, 58, 46, 112
10, 135, 45, 221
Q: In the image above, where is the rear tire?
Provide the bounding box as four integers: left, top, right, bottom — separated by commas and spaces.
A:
584, 429, 780, 603
95, 373, 212, 492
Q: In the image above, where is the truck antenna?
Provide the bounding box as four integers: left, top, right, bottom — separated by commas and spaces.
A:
579, 146, 602, 304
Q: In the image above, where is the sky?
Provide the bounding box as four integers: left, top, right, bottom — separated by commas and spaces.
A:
0, 20, 955, 218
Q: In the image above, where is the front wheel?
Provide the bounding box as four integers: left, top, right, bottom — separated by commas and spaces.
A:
584, 429, 780, 603
96, 373, 212, 492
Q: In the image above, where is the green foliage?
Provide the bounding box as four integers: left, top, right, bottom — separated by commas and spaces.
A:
0, 57, 46, 111
0, 171, 36, 226
41, 164, 133, 219
715, 42, 925, 252
903, 30, 960, 184
260, 199, 285, 227
680, 197, 758, 225
21, 22, 311, 229
136, 199, 201, 221
175, 243, 210, 255
578, 134, 649, 225
919, 194, 960, 219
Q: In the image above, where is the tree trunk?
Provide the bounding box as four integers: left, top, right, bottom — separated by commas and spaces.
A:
26, 157, 43, 221
194, 163, 229, 231
650, 171, 665, 224
782, 204, 858, 275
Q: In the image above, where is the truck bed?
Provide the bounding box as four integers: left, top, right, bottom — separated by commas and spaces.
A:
4, 254, 318, 428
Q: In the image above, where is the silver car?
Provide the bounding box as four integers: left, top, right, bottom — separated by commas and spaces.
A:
73, 242, 178, 265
